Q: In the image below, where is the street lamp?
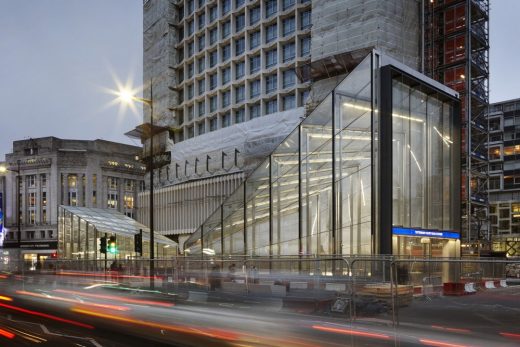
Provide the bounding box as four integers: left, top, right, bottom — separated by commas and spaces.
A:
0, 160, 21, 249
115, 81, 156, 289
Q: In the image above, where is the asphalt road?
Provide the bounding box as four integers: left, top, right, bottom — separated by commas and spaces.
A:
0, 275, 519, 346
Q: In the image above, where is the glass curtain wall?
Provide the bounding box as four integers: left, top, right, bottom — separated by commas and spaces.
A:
185, 54, 375, 257
391, 78, 456, 231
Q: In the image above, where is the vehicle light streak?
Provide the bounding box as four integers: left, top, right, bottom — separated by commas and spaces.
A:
71, 307, 238, 341
16, 290, 130, 311
54, 289, 174, 308
311, 325, 391, 340
431, 325, 471, 334
0, 295, 13, 301
420, 338, 471, 347
56, 271, 161, 280
500, 332, 520, 339
0, 302, 94, 329
6, 327, 46, 343
0, 275, 9, 279
0, 327, 15, 339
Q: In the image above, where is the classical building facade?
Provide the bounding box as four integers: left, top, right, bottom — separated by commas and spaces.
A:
2, 137, 145, 264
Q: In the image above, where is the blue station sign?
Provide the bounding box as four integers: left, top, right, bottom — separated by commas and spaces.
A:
392, 227, 459, 239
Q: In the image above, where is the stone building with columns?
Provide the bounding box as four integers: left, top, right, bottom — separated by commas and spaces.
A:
2, 137, 144, 263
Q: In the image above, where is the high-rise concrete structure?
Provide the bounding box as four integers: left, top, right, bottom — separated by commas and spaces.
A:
138, 0, 423, 247
487, 98, 520, 256
1, 137, 145, 263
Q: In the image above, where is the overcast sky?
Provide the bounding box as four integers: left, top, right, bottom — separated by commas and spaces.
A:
0, 0, 518, 158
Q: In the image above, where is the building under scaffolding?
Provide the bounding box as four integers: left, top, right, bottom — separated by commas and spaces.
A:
423, 0, 490, 253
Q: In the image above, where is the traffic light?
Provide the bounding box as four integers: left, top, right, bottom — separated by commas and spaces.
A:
100, 236, 107, 254
134, 229, 143, 255
108, 236, 117, 254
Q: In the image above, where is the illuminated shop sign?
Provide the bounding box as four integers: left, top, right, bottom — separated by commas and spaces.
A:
392, 227, 459, 239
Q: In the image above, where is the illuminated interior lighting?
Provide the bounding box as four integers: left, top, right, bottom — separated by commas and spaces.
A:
361, 179, 366, 206
433, 126, 453, 146
407, 145, 422, 172
393, 113, 425, 123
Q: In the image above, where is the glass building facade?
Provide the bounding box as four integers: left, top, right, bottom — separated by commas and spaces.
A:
184, 51, 461, 257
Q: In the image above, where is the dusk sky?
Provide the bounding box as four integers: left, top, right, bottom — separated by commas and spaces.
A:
0, 0, 518, 157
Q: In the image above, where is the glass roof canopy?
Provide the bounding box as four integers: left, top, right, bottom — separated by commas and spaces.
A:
59, 206, 176, 247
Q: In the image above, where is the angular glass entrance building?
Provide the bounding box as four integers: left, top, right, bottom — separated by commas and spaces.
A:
184, 51, 461, 258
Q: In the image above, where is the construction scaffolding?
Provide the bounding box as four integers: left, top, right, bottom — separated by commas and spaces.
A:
424, 0, 489, 253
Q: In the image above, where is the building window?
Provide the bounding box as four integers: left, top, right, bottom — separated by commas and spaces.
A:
265, 49, 277, 68
222, 67, 231, 84
250, 55, 260, 73
198, 122, 205, 135
222, 112, 231, 127
266, 99, 277, 114
209, 5, 218, 22
198, 101, 205, 117
283, 42, 295, 62
188, 63, 194, 78
222, 90, 231, 107
42, 209, 47, 224
26, 230, 35, 240
48, 230, 54, 238
300, 10, 311, 29
210, 50, 218, 67
28, 210, 36, 225
265, 0, 277, 18
198, 58, 206, 74
41, 174, 47, 187
107, 193, 118, 209
187, 20, 194, 36
222, 20, 231, 38
187, 106, 194, 121
222, 0, 231, 15
235, 61, 245, 79
282, 17, 295, 36
235, 0, 245, 8
209, 27, 218, 45
187, 83, 194, 99
283, 0, 295, 10
249, 31, 261, 49
198, 35, 205, 51
235, 14, 245, 32
250, 103, 261, 119
124, 195, 134, 209
198, 13, 205, 30
235, 85, 245, 103
283, 94, 296, 110
69, 191, 77, 206
250, 6, 260, 25
235, 37, 245, 56
187, 41, 194, 57
187, 125, 194, 138
300, 36, 311, 56
42, 191, 47, 207
301, 90, 309, 104
210, 117, 218, 131
108, 177, 117, 190
198, 78, 205, 95
235, 108, 245, 123
250, 79, 260, 98
266, 24, 277, 43
210, 95, 217, 112
125, 179, 134, 191
209, 73, 218, 90
266, 74, 278, 93
40, 230, 45, 239
283, 69, 296, 88
27, 192, 35, 207
222, 44, 231, 62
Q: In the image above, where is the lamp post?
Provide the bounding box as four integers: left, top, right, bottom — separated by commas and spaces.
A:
115, 80, 155, 289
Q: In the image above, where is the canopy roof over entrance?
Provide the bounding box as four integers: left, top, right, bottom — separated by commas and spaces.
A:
59, 206, 176, 247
